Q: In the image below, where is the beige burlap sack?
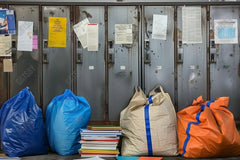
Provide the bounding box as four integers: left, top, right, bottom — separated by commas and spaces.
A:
120, 85, 178, 156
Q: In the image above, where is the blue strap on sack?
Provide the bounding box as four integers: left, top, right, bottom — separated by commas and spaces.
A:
144, 95, 153, 156
181, 100, 215, 156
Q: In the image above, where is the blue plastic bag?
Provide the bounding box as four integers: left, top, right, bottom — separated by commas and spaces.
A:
0, 87, 48, 157
46, 89, 91, 155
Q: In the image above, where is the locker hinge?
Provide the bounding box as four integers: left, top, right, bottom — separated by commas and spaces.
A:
70, 6, 74, 22
174, 9, 177, 21
138, 11, 140, 22
104, 6, 108, 23
39, 7, 42, 22
207, 10, 210, 21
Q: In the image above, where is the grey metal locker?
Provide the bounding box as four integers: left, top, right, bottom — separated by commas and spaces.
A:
42, 6, 72, 113
75, 6, 105, 121
210, 6, 240, 120
9, 5, 40, 105
143, 6, 175, 103
108, 6, 139, 121
177, 6, 207, 110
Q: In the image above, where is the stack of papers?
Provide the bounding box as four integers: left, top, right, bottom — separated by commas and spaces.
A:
79, 126, 122, 157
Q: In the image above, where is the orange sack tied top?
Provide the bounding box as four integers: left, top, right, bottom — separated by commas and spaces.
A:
177, 96, 240, 158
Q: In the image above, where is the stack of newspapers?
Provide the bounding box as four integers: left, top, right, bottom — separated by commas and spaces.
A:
79, 126, 122, 157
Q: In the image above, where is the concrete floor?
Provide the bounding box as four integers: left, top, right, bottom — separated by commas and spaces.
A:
16, 153, 240, 160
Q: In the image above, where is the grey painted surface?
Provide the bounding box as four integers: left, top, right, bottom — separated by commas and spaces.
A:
76, 6, 105, 121
108, 6, 139, 121
9, 5, 40, 105
177, 6, 207, 110
42, 6, 72, 114
143, 6, 175, 102
210, 6, 240, 120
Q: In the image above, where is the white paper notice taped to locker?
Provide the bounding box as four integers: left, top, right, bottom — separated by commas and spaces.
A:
17, 21, 33, 51
0, 35, 11, 56
214, 19, 238, 44
87, 24, 98, 51
152, 14, 167, 40
73, 18, 89, 48
3, 59, 13, 72
182, 7, 202, 44
115, 24, 132, 44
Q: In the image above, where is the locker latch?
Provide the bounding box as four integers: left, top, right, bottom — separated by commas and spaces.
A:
77, 40, 83, 64
177, 53, 183, 64
11, 39, 17, 63
76, 53, 83, 64
43, 53, 48, 64
144, 53, 151, 64
210, 53, 216, 63
108, 40, 114, 64
177, 40, 183, 64
108, 53, 114, 64
210, 40, 216, 63
43, 39, 48, 48
145, 39, 150, 50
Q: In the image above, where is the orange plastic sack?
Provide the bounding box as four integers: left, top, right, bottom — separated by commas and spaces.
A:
177, 96, 240, 158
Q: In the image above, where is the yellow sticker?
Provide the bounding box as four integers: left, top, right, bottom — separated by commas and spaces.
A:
48, 17, 67, 48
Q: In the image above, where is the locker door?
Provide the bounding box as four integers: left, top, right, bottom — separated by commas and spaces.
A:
177, 6, 207, 110
42, 6, 72, 113
75, 6, 105, 121
210, 6, 240, 120
108, 6, 139, 121
143, 6, 175, 102
9, 5, 40, 105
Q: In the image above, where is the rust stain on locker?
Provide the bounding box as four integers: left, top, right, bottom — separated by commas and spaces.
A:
177, 29, 182, 39
82, 11, 92, 18
49, 11, 54, 16
75, 7, 80, 20
43, 17, 48, 23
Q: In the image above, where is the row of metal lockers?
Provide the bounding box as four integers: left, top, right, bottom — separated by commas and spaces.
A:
0, 4, 240, 122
